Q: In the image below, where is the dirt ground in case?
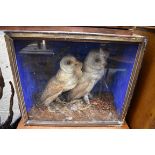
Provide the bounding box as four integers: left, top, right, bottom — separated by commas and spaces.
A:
29, 92, 119, 123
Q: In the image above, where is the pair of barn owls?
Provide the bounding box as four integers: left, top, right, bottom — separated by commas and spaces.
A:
40, 48, 109, 106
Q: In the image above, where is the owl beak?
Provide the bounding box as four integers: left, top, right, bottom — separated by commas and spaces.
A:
74, 61, 83, 78
75, 61, 83, 69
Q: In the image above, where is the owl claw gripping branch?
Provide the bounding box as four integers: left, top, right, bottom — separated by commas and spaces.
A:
68, 48, 109, 104
40, 55, 83, 106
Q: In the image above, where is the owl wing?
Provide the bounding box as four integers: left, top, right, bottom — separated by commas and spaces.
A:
40, 78, 65, 105
69, 79, 92, 100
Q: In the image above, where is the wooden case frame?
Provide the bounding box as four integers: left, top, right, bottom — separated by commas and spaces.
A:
4, 29, 147, 127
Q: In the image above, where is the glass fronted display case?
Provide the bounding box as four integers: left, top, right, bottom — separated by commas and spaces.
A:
4, 30, 146, 126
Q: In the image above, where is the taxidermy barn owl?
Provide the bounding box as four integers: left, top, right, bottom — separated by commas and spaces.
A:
68, 48, 109, 104
40, 56, 83, 106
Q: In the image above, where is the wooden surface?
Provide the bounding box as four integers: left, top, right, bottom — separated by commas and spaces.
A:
126, 28, 155, 128
17, 119, 129, 129
0, 26, 133, 35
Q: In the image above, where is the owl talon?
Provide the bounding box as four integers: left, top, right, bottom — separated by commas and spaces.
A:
83, 95, 90, 104
88, 93, 93, 99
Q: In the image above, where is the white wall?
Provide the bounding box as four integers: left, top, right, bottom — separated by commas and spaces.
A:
0, 32, 21, 124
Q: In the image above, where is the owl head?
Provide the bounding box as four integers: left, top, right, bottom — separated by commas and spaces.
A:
84, 48, 109, 71
60, 55, 82, 74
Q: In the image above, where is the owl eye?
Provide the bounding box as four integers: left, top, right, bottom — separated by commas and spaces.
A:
95, 58, 101, 63
66, 60, 72, 65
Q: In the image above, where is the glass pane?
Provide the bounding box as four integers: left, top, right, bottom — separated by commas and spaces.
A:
13, 39, 139, 123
